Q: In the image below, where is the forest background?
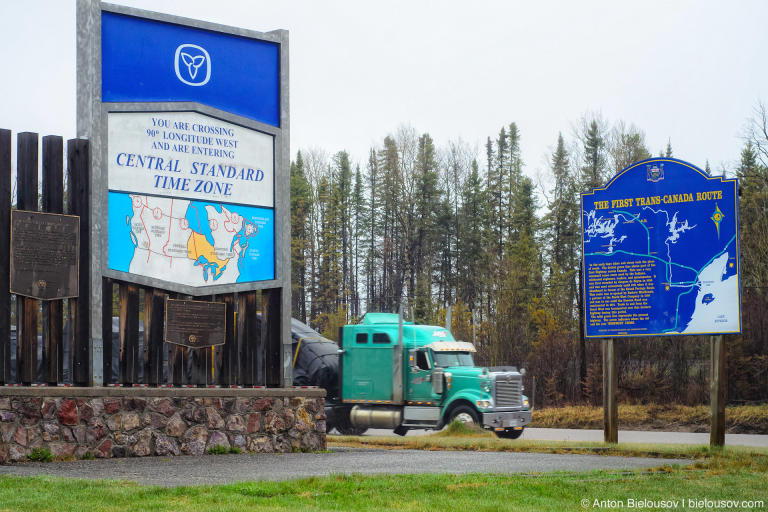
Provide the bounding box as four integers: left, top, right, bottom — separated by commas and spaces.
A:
289, 106, 768, 407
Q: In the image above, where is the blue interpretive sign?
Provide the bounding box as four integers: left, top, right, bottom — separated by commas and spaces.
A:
581, 158, 740, 338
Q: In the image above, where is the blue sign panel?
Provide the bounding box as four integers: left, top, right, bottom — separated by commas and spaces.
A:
101, 12, 280, 127
581, 158, 740, 338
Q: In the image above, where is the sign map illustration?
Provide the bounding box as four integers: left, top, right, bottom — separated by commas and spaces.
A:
108, 193, 274, 287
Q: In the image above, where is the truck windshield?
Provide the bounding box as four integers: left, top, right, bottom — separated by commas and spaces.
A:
432, 351, 474, 367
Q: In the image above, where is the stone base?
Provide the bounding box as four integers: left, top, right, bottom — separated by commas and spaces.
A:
0, 387, 326, 463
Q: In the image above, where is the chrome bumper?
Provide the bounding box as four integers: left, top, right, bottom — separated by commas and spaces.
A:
482, 410, 532, 429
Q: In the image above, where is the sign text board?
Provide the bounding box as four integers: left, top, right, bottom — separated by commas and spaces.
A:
581, 158, 740, 338
165, 299, 226, 348
10, 211, 80, 300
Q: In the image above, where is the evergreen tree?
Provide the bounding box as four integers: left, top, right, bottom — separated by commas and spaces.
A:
580, 119, 608, 191
738, 142, 768, 290
351, 165, 366, 318
506, 123, 523, 242
544, 134, 579, 322
315, 172, 340, 322
412, 133, 441, 322
457, 159, 486, 310
332, 151, 353, 315
290, 151, 311, 321
365, 148, 382, 312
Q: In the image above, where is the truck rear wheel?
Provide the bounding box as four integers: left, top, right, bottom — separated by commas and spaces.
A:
334, 408, 368, 436
448, 404, 480, 425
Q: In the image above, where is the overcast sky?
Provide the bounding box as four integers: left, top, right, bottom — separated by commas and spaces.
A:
2, 0, 767, 180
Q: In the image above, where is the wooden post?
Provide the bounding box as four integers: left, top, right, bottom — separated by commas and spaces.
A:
710, 335, 726, 447
219, 294, 235, 386
602, 338, 618, 443
263, 288, 282, 387
67, 138, 90, 385
235, 293, 247, 386
42, 135, 64, 384
0, 129, 11, 384
17, 132, 38, 385
143, 288, 164, 386
167, 294, 184, 386
102, 278, 113, 384
239, 291, 258, 386
118, 284, 139, 385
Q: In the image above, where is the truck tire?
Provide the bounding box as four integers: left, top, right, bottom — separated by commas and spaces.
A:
448, 404, 480, 425
495, 428, 524, 440
334, 408, 368, 436
335, 424, 369, 436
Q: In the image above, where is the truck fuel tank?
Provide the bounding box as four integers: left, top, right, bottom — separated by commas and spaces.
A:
350, 406, 403, 429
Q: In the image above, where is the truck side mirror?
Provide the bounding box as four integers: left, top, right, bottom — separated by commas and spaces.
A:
432, 368, 444, 394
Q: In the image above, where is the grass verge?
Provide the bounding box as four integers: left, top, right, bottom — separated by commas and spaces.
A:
531, 404, 768, 433
0, 449, 765, 512
1, 424, 765, 511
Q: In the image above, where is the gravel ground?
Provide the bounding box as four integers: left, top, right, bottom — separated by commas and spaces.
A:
0, 447, 692, 487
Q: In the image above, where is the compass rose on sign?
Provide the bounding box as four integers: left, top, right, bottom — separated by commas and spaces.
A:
711, 203, 724, 239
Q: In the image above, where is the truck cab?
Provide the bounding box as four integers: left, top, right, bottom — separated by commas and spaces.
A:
335, 313, 531, 438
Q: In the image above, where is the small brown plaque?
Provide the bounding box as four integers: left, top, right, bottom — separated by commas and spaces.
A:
10, 210, 80, 300
165, 299, 226, 348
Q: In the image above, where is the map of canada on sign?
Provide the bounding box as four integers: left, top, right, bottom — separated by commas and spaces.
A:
582, 158, 740, 338
107, 191, 274, 286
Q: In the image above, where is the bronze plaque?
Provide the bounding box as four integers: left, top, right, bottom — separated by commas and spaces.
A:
10, 210, 80, 300
165, 299, 226, 348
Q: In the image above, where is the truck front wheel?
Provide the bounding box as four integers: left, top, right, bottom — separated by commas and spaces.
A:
448, 404, 480, 425
335, 424, 368, 436
496, 428, 524, 439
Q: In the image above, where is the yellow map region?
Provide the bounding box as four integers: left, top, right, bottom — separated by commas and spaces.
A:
187, 231, 229, 269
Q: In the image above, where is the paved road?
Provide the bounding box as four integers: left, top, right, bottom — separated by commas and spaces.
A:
0, 447, 691, 487
362, 428, 768, 447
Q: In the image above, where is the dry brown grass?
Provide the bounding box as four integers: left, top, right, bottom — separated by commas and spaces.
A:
530, 404, 768, 433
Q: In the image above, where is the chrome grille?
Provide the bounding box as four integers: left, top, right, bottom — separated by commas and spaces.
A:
494, 375, 522, 408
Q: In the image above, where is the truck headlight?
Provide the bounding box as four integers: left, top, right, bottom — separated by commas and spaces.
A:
476, 399, 492, 409
523, 398, 529, 408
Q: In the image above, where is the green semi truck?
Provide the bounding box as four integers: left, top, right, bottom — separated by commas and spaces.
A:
322, 312, 532, 439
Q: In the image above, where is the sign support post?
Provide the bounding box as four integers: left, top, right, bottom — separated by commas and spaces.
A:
602, 338, 618, 443
710, 335, 726, 446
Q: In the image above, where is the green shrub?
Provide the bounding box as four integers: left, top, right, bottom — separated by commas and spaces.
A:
433, 419, 495, 438
80, 452, 95, 460
208, 445, 230, 455
28, 447, 54, 462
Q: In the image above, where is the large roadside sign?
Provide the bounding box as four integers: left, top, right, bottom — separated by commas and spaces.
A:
581, 158, 740, 338
78, 2, 289, 295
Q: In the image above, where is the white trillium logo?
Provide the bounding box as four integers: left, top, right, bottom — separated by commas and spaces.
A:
181, 53, 205, 79
174, 44, 211, 86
